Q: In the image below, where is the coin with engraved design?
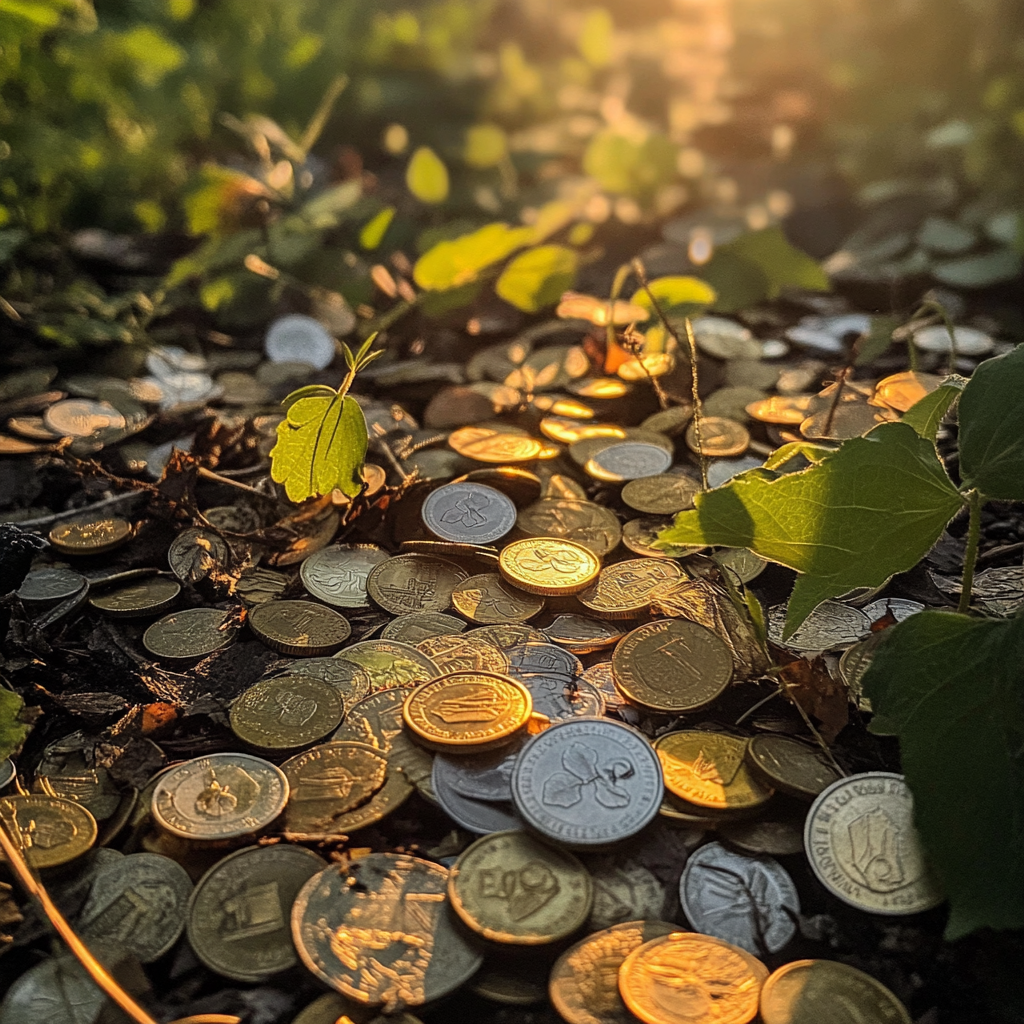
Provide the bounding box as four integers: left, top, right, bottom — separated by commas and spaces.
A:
143, 607, 237, 661
0, 794, 97, 869
49, 517, 132, 556
655, 732, 773, 811
300, 543, 390, 608
432, 758, 524, 834
422, 482, 517, 545
366, 554, 468, 614
230, 674, 343, 751
578, 559, 685, 619
89, 576, 181, 618
515, 498, 622, 557
249, 599, 352, 656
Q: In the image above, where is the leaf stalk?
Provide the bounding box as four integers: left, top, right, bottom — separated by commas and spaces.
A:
959, 488, 982, 614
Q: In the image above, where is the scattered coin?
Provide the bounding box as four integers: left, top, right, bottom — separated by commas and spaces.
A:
655, 732, 774, 811
48, 518, 132, 556
544, 614, 624, 654
449, 425, 559, 463
745, 734, 842, 801
861, 597, 926, 624
276, 656, 371, 714
421, 481, 518, 544
691, 316, 761, 360
166, 527, 230, 584
872, 370, 946, 412
0, 794, 97, 869
586, 442, 673, 482
366, 553, 469, 614
433, 739, 525, 804
586, 856, 668, 931
641, 405, 693, 436
230, 675, 343, 751
203, 504, 262, 533
620, 474, 699, 515
622, 517, 703, 558
0, 759, 15, 790
142, 607, 237, 661
581, 661, 627, 712
265, 314, 337, 369
714, 547, 768, 584
418, 631, 510, 674
686, 416, 750, 457
235, 566, 290, 604
578, 559, 684, 619
767, 600, 870, 651
720, 809, 807, 857
32, 751, 122, 821
300, 543, 390, 607
248, 599, 352, 656
381, 611, 467, 643
334, 639, 439, 690
912, 324, 994, 355
89, 576, 180, 618
451, 572, 545, 623
43, 398, 125, 438
17, 567, 87, 603
516, 498, 622, 557
499, 537, 601, 596
745, 395, 814, 424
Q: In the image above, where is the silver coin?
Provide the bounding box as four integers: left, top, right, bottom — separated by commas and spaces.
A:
77, 852, 192, 962
271, 656, 371, 715
680, 840, 800, 955
421, 482, 517, 544
381, 612, 468, 642
511, 717, 663, 847
586, 855, 668, 931
140, 371, 220, 410
691, 315, 760, 360
432, 759, 525, 834
300, 543, 390, 608
505, 641, 601, 720
587, 442, 672, 481
433, 738, 525, 803
0, 758, 15, 789
861, 597, 925, 624
17, 567, 87, 603
544, 614, 623, 652
935, 566, 1024, 616
581, 661, 626, 711
265, 314, 336, 370
146, 345, 206, 378
507, 641, 584, 682
767, 600, 871, 651
912, 324, 994, 355
203, 505, 262, 533
706, 456, 764, 488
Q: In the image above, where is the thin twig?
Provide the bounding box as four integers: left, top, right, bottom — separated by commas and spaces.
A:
197, 467, 268, 498
822, 365, 850, 437
14, 491, 145, 529
734, 687, 783, 725
775, 672, 848, 777
683, 318, 708, 490
371, 425, 410, 483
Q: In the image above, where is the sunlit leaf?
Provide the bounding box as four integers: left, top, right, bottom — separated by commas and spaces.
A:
582, 128, 676, 196
0, 689, 31, 761
579, 7, 614, 67
630, 276, 717, 321
413, 222, 534, 291
406, 146, 449, 204
557, 292, 648, 326
496, 245, 579, 312
901, 378, 966, 441
465, 124, 507, 168
657, 422, 963, 635
359, 207, 395, 250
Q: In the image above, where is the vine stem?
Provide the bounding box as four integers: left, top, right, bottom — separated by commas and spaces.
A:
959, 488, 982, 614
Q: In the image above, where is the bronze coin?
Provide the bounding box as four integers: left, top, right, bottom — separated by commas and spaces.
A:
248, 600, 352, 656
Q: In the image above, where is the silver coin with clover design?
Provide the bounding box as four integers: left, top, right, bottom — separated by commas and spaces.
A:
421, 482, 517, 545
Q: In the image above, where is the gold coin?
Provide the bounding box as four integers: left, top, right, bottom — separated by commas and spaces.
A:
366, 554, 468, 614
48, 518, 132, 556
448, 830, 593, 945
453, 466, 543, 508
685, 416, 750, 457
143, 607, 237, 661
403, 672, 532, 752
622, 518, 704, 559
612, 620, 733, 713
451, 572, 545, 624
539, 417, 625, 445
0, 794, 97, 868
538, 469, 589, 500
578, 559, 685, 619
381, 611, 467, 643
417, 631, 511, 674
471, 623, 549, 647
800, 401, 896, 440
744, 395, 814, 424
872, 370, 945, 413
569, 377, 631, 399
619, 931, 767, 1024
334, 639, 439, 690
399, 539, 501, 568
449, 426, 559, 463
621, 475, 699, 516
292, 993, 423, 1024
516, 498, 622, 557
499, 538, 600, 596
230, 675, 343, 751
759, 959, 911, 1024
654, 732, 773, 810
89, 576, 180, 618
248, 599, 351, 656
745, 734, 841, 801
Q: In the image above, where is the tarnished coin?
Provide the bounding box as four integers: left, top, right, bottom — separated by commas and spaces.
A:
403, 672, 533, 752
451, 572, 545, 624
499, 538, 600, 596
449, 830, 594, 944
767, 600, 870, 651
78, 852, 192, 962
587, 856, 668, 931
621, 474, 699, 515
582, 661, 627, 712
0, 794, 97, 868
291, 854, 484, 1009
619, 931, 767, 1024
332, 687, 414, 749
230, 675, 343, 751
417, 632, 510, 675
511, 718, 663, 847
48, 518, 132, 556
545, 615, 624, 654
382, 611, 467, 643
641, 405, 693, 436
449, 425, 559, 463
586, 442, 673, 482
685, 416, 750, 457
579, 559, 685, 619
746, 735, 842, 801
550, 920, 677, 1024
17, 567, 87, 603
89, 576, 180, 618
422, 482, 517, 544
274, 656, 371, 715
43, 397, 125, 438
151, 753, 288, 841
188, 844, 326, 981
265, 313, 336, 369
249, 599, 352, 656
506, 641, 602, 721
805, 772, 944, 915
399, 538, 501, 566
655, 733, 773, 811
720, 807, 807, 857
142, 607, 237, 661
433, 738, 525, 804
432, 759, 525, 834
168, 527, 230, 584
517, 498, 622, 557
235, 566, 290, 604
203, 504, 261, 533
613, 620, 733, 713
32, 751, 121, 821
300, 543, 390, 608
366, 554, 468, 614
713, 548, 768, 585
622, 517, 704, 559
759, 959, 912, 1024
334, 639, 439, 690
681, 842, 799, 954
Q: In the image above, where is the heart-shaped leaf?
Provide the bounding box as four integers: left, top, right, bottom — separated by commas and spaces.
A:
901, 376, 966, 442
542, 770, 584, 808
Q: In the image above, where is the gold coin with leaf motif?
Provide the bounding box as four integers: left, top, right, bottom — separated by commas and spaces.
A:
451, 572, 545, 624
685, 416, 750, 457
49, 518, 132, 556
499, 538, 600, 596
516, 498, 622, 557
578, 559, 685, 619
653, 732, 773, 811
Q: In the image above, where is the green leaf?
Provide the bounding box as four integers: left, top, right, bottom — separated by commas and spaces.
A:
579, 7, 614, 67
862, 611, 1024, 938
413, 222, 534, 292
854, 315, 901, 365
269, 391, 368, 502
700, 249, 772, 313
465, 124, 507, 169
496, 245, 579, 312
959, 344, 1024, 500
630, 276, 716, 321
582, 128, 676, 196
657, 422, 963, 635
359, 207, 395, 250
0, 689, 31, 761
406, 146, 449, 204
901, 377, 966, 441
762, 441, 836, 470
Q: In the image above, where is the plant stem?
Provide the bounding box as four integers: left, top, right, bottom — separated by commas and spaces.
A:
822, 365, 850, 437
684, 317, 708, 490
959, 488, 982, 614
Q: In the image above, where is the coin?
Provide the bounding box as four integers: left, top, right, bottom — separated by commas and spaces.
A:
151, 753, 288, 840
274, 656, 370, 715
582, 661, 627, 712
142, 607, 237, 661
685, 416, 750, 457
188, 843, 326, 981
681, 841, 799, 954
451, 572, 545, 624
265, 313, 337, 369
579, 559, 685, 619
449, 426, 559, 463
382, 611, 467, 643
432, 758, 525, 834
167, 527, 230, 584
300, 543, 390, 608
449, 829, 593, 944
642, 405, 693, 435
499, 538, 600, 596
454, 466, 544, 507
248, 600, 352, 656
471, 960, 549, 1005
760, 959, 911, 1024
516, 498, 622, 557
745, 735, 842, 801
0, 758, 15, 790
550, 920, 677, 1024
0, 794, 97, 868
505, 642, 602, 721
613, 620, 733, 713
720, 807, 807, 856
620, 474, 699, 515
745, 395, 814, 424
399, 538, 501, 567
540, 417, 625, 444
48, 518, 132, 556
545, 614, 624, 654
511, 718, 663, 847
203, 504, 262, 533
77, 852, 192, 962
230, 675, 343, 751
403, 672, 533, 752
366, 554, 468, 614
291, 854, 484, 1009
472, 622, 549, 647
912, 323, 993, 355
587, 856, 668, 931
804, 772, 944, 914
622, 517, 703, 559
585, 442, 673, 482
332, 686, 415, 749
421, 482, 517, 545
17, 567, 87, 603
713, 548, 768, 585
417, 632, 510, 674
861, 596, 926, 624
293, 994, 424, 1024
235, 566, 290, 604
32, 751, 122, 821
334, 639, 439, 690
89, 576, 180, 618
655, 733, 774, 811
873, 370, 946, 412
618, 931, 767, 1024
432, 737, 525, 804
767, 600, 870, 651
43, 397, 125, 437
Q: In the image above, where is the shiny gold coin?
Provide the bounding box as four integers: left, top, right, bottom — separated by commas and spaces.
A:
759, 959, 911, 1024
745, 395, 814, 425
872, 370, 946, 413
619, 931, 767, 1024
539, 417, 625, 445
248, 599, 351, 656
142, 607, 237, 661
449, 425, 559, 463
621, 474, 699, 516
499, 538, 600, 596
745, 734, 841, 801
471, 623, 549, 647
89, 576, 180, 618
48, 517, 132, 556
381, 611, 467, 643
292, 993, 423, 1024
403, 672, 533, 752
230, 675, 343, 751
538, 468, 589, 500
685, 416, 750, 457
417, 631, 511, 674
366, 553, 468, 614
399, 539, 501, 569
449, 830, 593, 945
654, 732, 774, 810
800, 401, 896, 440
612, 619, 733, 713
578, 559, 685, 619
569, 377, 631, 399
451, 572, 545, 624
334, 639, 439, 690
622, 518, 705, 559
0, 794, 97, 869
516, 498, 622, 557
545, 615, 624, 655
